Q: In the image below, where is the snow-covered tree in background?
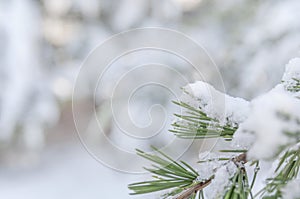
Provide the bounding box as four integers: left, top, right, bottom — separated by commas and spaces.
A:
0, 0, 59, 165
129, 58, 300, 198
1, 0, 300, 166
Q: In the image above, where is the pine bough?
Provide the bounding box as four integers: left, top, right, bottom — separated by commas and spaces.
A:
129, 58, 300, 199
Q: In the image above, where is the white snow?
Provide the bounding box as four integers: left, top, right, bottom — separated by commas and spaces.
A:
197, 151, 239, 199
284, 58, 300, 77
234, 86, 300, 160
281, 179, 300, 199
232, 130, 255, 150
282, 58, 300, 86
197, 151, 223, 180
181, 81, 250, 127
0, 144, 144, 199
0, 0, 59, 150
204, 161, 237, 199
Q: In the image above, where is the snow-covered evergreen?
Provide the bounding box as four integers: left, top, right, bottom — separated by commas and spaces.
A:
129, 58, 300, 198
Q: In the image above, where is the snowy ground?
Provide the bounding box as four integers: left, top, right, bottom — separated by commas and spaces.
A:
0, 143, 150, 199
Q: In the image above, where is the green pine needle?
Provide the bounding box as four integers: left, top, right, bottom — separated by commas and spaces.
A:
219, 149, 248, 153
283, 78, 300, 92
170, 101, 237, 140
128, 146, 199, 197
224, 167, 250, 199
256, 146, 300, 198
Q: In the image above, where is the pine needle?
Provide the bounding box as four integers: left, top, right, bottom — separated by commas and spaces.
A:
170, 101, 237, 140
128, 147, 199, 197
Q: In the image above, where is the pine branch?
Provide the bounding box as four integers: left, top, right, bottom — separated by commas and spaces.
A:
128, 60, 300, 199
256, 146, 300, 198
173, 179, 212, 199
223, 154, 258, 199
170, 101, 237, 140
224, 167, 250, 199
128, 147, 200, 197
284, 78, 300, 93
128, 144, 254, 198
202, 153, 251, 199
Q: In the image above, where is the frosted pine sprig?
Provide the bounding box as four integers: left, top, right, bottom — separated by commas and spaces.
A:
128, 58, 300, 199
170, 101, 237, 140
170, 81, 249, 140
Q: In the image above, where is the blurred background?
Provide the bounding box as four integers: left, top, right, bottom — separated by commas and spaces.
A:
0, 0, 300, 198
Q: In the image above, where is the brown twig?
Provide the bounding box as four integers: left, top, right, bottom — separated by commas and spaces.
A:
173, 153, 247, 199
232, 153, 247, 164
173, 178, 212, 199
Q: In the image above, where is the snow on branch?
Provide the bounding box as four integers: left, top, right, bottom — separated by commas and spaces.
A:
171, 81, 250, 140
129, 57, 300, 199
233, 89, 300, 160
282, 58, 300, 94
